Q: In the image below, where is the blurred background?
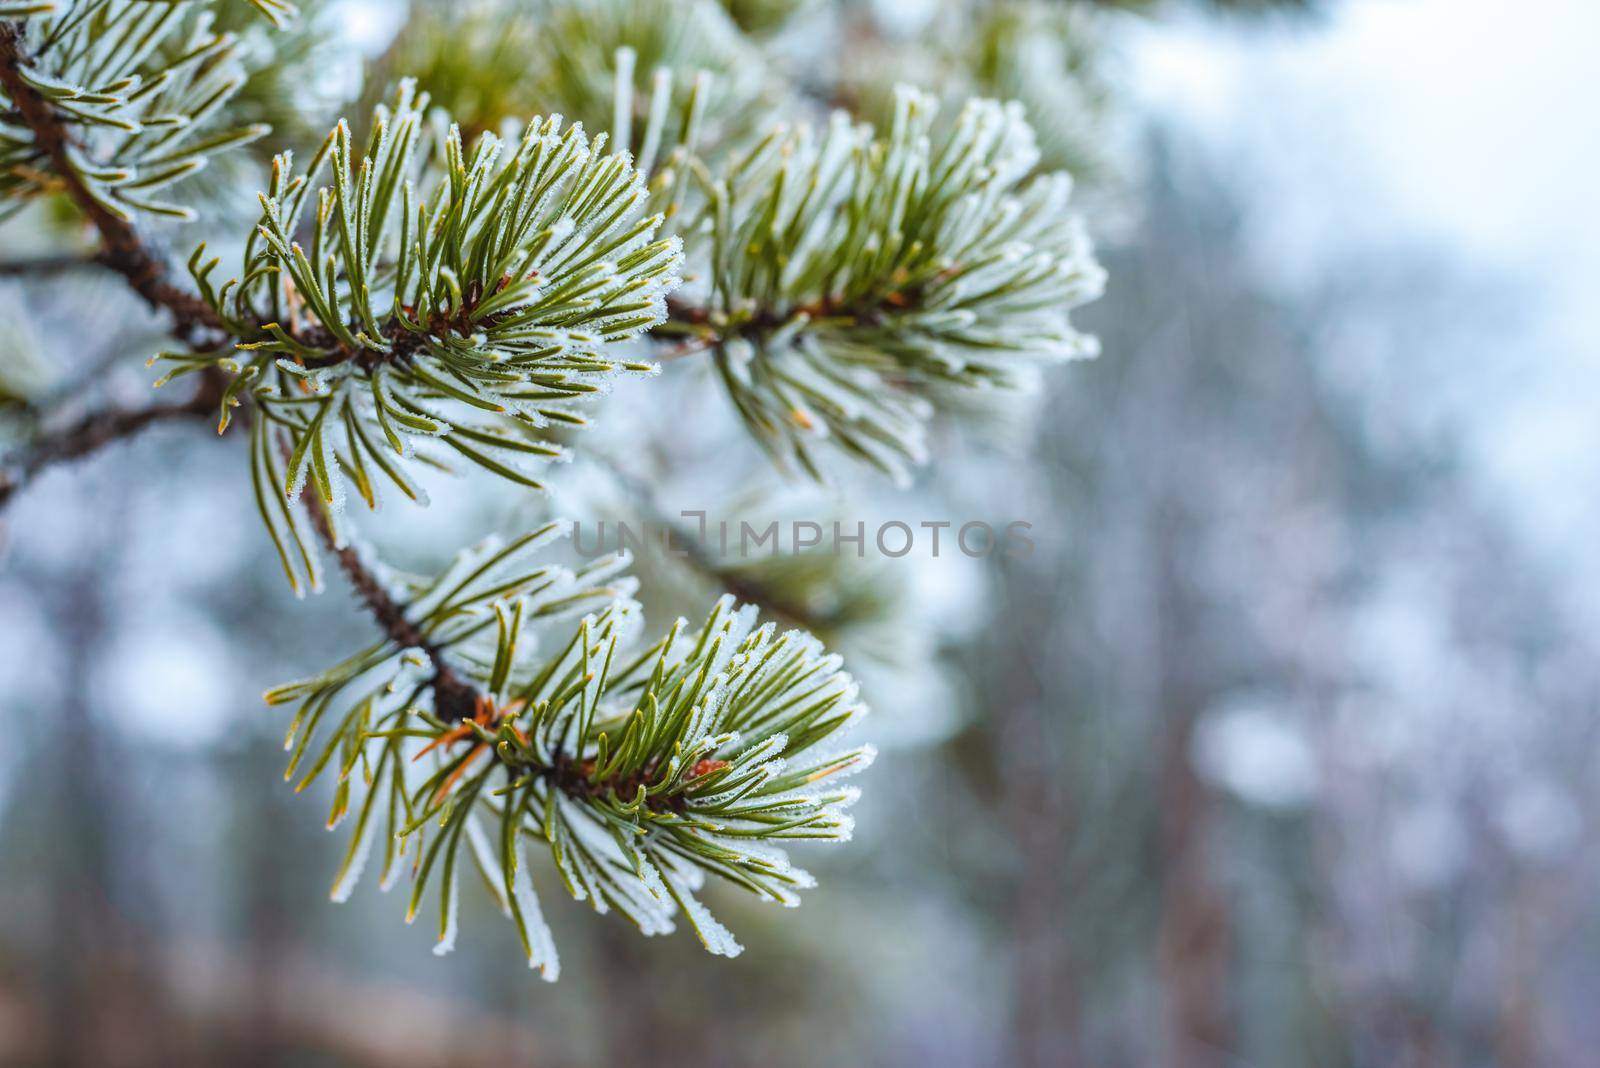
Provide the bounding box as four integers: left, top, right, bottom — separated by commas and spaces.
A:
4, 0, 1600, 1064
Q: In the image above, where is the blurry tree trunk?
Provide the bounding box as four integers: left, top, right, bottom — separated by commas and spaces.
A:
1006, 756, 1081, 1068
46, 569, 108, 1068
596, 920, 701, 1065
1153, 506, 1231, 1068
988, 544, 1084, 1068
1493, 878, 1540, 1068
1156, 713, 1230, 1068
237, 739, 297, 1067
44, 538, 181, 1066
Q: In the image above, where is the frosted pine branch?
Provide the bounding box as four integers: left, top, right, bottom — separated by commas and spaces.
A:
0, 0, 1113, 979
276, 518, 872, 972
0, 20, 234, 346
649, 85, 1106, 484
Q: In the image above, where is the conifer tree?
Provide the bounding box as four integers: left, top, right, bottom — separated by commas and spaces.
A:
0, 0, 1108, 973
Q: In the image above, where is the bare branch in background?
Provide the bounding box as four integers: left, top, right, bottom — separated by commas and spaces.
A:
0, 372, 223, 509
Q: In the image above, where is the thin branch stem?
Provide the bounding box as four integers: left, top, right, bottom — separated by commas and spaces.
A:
294, 466, 480, 723
650, 288, 892, 360
0, 372, 224, 508
295, 471, 672, 808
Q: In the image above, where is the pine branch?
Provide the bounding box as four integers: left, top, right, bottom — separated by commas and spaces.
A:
643, 86, 1106, 484
4, 26, 864, 964
2, 67, 681, 564
154, 82, 685, 591
294, 459, 654, 801
0, 369, 223, 508
271, 516, 870, 966
298, 474, 480, 724
651, 290, 896, 360
0, 21, 228, 348
298, 479, 709, 798
0, 13, 272, 509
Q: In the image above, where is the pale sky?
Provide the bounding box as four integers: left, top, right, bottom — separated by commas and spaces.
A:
1131, 0, 1600, 595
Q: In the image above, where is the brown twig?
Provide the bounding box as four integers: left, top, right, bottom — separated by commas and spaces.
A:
293, 452, 700, 809
298, 479, 696, 811
659, 290, 890, 347
293, 466, 480, 724
0, 372, 224, 508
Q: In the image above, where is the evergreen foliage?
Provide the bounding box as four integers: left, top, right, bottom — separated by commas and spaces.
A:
378, 0, 768, 156
845, 2, 1123, 183
661, 86, 1103, 483
161, 81, 681, 590
270, 525, 871, 970
0, 0, 1131, 972
0, 0, 269, 222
